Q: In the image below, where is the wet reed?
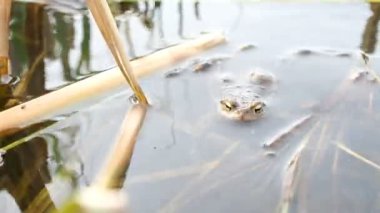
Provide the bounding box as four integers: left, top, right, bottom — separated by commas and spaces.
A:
86, 0, 148, 105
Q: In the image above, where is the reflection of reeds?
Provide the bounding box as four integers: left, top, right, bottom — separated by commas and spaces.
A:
24, 188, 54, 213
59, 104, 147, 212
123, 18, 136, 58
94, 104, 147, 188
0, 121, 57, 212
74, 15, 91, 76
0, 0, 12, 76
178, 0, 184, 38
4, 51, 46, 109
361, 3, 380, 54
87, 0, 148, 105
194, 0, 201, 20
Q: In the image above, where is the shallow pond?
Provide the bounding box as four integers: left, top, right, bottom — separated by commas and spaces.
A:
1, 1, 380, 213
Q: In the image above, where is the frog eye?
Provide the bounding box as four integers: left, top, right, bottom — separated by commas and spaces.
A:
220, 100, 237, 111
251, 102, 265, 114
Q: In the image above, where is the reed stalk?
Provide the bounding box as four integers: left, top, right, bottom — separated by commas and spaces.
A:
86, 0, 148, 105
0, 32, 225, 134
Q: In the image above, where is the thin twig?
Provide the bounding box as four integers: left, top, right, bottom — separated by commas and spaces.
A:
336, 142, 380, 171
262, 114, 312, 149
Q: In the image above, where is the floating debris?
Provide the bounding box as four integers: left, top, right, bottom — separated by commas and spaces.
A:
264, 151, 276, 158
321, 48, 353, 58
217, 73, 234, 83
238, 43, 256, 52
281, 48, 354, 61
164, 68, 185, 78
293, 49, 314, 56
250, 69, 276, 85
193, 60, 213, 72
335, 52, 352, 57
190, 55, 231, 72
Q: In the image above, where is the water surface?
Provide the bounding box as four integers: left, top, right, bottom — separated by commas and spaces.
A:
1, 1, 380, 213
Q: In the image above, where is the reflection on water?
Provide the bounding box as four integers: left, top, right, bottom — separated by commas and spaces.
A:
2, 1, 380, 213
361, 3, 380, 54
0, 121, 56, 212
2, 0, 206, 111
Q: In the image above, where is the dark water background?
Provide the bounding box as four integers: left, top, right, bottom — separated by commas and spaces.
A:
1, 1, 380, 212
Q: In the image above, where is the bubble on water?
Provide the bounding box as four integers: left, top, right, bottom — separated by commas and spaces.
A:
128, 94, 139, 105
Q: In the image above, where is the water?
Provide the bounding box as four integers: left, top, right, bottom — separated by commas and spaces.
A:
1, 1, 380, 212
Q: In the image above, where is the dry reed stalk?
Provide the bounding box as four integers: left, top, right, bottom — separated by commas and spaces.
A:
336, 142, 380, 171
280, 149, 301, 213
94, 104, 147, 189
278, 120, 321, 213
262, 114, 312, 149
86, 0, 148, 105
0, 0, 11, 76
0, 32, 225, 134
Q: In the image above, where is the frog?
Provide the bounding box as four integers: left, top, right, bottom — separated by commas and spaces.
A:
218, 69, 275, 121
